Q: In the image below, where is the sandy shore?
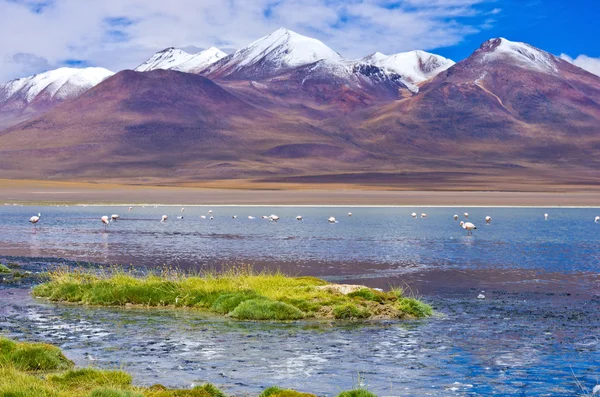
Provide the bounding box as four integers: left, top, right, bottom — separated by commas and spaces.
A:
1, 179, 600, 206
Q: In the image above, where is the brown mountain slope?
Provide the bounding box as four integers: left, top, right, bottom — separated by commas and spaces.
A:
1, 39, 600, 188
333, 38, 600, 174
0, 69, 383, 180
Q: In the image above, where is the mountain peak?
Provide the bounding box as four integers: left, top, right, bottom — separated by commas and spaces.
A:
1, 67, 114, 102
203, 28, 343, 79
361, 50, 454, 85
174, 47, 227, 73
476, 37, 558, 73
135, 47, 194, 72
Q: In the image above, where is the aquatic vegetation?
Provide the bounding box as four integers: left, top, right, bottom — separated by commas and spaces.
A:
33, 267, 432, 321
0, 264, 10, 273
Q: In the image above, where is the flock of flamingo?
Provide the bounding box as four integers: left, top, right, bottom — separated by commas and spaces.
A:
27, 208, 600, 235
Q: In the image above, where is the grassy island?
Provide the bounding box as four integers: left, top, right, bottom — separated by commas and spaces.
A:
32, 267, 432, 320
0, 337, 378, 397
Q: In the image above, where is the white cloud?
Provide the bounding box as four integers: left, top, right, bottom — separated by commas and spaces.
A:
0, 0, 493, 82
560, 54, 600, 77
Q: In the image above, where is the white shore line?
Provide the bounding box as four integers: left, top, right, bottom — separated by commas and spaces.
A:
61, 204, 600, 208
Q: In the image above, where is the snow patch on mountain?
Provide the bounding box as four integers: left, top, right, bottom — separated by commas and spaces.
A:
360, 50, 455, 85
175, 47, 227, 73
134, 48, 195, 72
480, 38, 558, 73
0, 67, 114, 104
204, 28, 343, 78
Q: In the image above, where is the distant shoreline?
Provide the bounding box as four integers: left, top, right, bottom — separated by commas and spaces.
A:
1, 179, 600, 207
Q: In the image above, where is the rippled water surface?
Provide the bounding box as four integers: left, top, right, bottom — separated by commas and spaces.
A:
0, 205, 599, 272
1, 205, 599, 396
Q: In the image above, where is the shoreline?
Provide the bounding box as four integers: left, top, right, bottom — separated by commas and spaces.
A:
2, 179, 600, 206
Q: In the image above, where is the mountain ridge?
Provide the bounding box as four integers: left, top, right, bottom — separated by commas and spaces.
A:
0, 33, 598, 188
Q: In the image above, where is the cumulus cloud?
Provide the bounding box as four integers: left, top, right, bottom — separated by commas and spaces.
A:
0, 0, 495, 81
560, 54, 600, 77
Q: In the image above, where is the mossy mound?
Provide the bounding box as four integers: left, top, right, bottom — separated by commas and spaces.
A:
33, 267, 432, 321
259, 386, 316, 397
89, 388, 144, 397
332, 303, 371, 319
230, 299, 305, 320
48, 368, 132, 388
337, 389, 378, 397
0, 337, 74, 372
146, 383, 227, 397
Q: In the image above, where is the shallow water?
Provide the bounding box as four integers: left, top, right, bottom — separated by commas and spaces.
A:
0, 206, 599, 273
1, 205, 600, 396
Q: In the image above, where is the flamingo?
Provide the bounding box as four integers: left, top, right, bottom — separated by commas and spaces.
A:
262, 215, 269, 219
453, 214, 459, 221
595, 216, 600, 223
464, 212, 469, 219
411, 212, 417, 218
177, 216, 184, 220
544, 213, 548, 220
421, 213, 427, 218
208, 210, 213, 215
460, 221, 477, 235
248, 216, 255, 220
128, 207, 133, 212
209, 216, 214, 220
232, 215, 238, 219
269, 214, 280, 222
111, 214, 120, 221
181, 208, 185, 213
485, 216, 492, 224
328, 217, 337, 223
29, 213, 41, 228
296, 215, 303, 221
200, 215, 206, 219
101, 216, 110, 228
161, 215, 168, 222
348, 212, 352, 217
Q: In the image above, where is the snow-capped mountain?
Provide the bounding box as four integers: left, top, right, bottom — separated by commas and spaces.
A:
134, 48, 195, 72
0, 67, 114, 104
175, 47, 227, 73
202, 28, 343, 79
475, 38, 559, 73
361, 50, 455, 87
134, 47, 226, 73
0, 67, 113, 129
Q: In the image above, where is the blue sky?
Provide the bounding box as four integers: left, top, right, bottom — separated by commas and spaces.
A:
434, 0, 600, 62
1, 0, 599, 82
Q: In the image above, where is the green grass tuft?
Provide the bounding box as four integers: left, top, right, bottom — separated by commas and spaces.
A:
332, 304, 371, 319
48, 368, 132, 388
89, 388, 144, 397
229, 299, 305, 321
0, 264, 10, 273
0, 337, 73, 372
336, 389, 378, 397
210, 291, 264, 314
396, 298, 433, 318
259, 386, 316, 397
